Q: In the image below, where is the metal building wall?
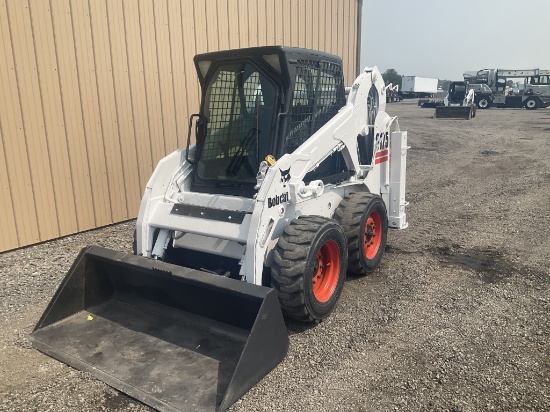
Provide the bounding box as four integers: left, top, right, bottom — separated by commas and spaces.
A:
0, 0, 359, 252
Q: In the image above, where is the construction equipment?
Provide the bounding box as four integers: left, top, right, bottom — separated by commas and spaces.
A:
468, 83, 494, 109
385, 83, 401, 102
434, 81, 476, 119
30, 46, 408, 412
464, 68, 550, 109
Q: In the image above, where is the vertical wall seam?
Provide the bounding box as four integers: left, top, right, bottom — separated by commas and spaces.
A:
105, 0, 129, 217
28, 0, 61, 236
151, 1, 167, 155
48, 0, 80, 231
137, 0, 155, 170
69, 0, 97, 226
5, 0, 42, 240
257, 0, 261, 45
121, 0, 142, 187
0, 117, 20, 245
215, 0, 221, 50
249, 0, 254, 45
179, 0, 192, 133
192, 1, 198, 51
87, 0, 114, 222
225, 0, 230, 46
356, 0, 362, 77
236, 0, 241, 48
166, 0, 179, 149
203, 0, 209, 51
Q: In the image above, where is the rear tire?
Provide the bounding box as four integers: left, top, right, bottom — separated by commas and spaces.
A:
525, 97, 538, 110
334, 193, 388, 275
271, 216, 347, 322
477, 97, 492, 109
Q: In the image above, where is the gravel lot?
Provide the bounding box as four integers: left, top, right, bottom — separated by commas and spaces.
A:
1, 100, 549, 411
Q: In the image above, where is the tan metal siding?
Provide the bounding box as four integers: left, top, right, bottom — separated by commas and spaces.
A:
0, 0, 359, 252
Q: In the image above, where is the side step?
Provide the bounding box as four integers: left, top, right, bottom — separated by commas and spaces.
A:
29, 246, 288, 412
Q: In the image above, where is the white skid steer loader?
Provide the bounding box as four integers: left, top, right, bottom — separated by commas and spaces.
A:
434, 81, 477, 119
30, 46, 408, 412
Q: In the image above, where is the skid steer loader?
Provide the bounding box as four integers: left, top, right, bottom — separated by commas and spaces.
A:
30, 46, 408, 412
434, 81, 476, 119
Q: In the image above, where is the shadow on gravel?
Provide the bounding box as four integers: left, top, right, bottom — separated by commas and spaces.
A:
432, 245, 514, 284
480, 150, 500, 156
104, 390, 132, 410
286, 318, 319, 335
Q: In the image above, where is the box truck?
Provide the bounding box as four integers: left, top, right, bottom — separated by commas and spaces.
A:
400, 76, 439, 98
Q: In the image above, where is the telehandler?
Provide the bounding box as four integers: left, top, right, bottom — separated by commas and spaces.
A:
30, 46, 408, 411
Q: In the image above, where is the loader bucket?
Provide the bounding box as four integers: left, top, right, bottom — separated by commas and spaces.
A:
434, 106, 475, 119
30, 246, 288, 412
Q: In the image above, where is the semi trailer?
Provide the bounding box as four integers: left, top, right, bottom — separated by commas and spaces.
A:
400, 76, 438, 98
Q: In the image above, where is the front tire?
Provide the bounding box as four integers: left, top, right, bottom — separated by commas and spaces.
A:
271, 216, 347, 322
334, 193, 388, 275
525, 97, 538, 110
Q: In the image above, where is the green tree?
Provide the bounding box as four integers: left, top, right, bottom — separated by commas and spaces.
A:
438, 79, 451, 92
382, 69, 402, 88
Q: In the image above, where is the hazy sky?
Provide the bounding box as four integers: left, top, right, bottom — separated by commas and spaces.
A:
361, 0, 550, 80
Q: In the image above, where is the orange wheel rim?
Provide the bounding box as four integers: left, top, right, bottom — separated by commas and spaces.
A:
364, 210, 382, 260
312, 239, 341, 303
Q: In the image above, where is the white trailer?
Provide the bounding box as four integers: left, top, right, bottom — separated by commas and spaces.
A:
400, 76, 439, 98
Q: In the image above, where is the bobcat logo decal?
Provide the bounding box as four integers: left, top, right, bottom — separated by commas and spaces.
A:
280, 167, 291, 184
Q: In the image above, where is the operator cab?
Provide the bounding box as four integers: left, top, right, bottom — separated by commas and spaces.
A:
448, 81, 468, 104
190, 46, 347, 197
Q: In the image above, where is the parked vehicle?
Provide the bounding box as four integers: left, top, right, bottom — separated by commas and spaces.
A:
468, 83, 494, 109
385, 83, 402, 102
400, 76, 438, 98
464, 69, 550, 109
434, 81, 476, 119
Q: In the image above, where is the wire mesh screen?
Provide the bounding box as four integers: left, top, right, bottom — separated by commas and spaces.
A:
286, 60, 345, 152
203, 70, 260, 161
197, 63, 278, 183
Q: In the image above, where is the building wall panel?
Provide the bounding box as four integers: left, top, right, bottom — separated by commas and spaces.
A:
106, 0, 142, 216
10, 0, 60, 239
0, 0, 359, 252
0, 123, 18, 251
1, 0, 40, 248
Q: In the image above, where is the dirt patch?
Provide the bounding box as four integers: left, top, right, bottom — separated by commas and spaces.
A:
432, 245, 514, 283
480, 149, 500, 156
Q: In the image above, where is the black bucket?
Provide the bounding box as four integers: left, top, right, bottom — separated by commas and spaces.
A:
30, 246, 288, 412
434, 106, 474, 119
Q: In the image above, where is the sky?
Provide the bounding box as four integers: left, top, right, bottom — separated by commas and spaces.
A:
360, 0, 550, 80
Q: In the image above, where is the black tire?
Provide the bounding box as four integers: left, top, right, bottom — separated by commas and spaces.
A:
271, 216, 347, 322
132, 229, 137, 254
476, 96, 492, 109
334, 193, 388, 275
525, 97, 538, 110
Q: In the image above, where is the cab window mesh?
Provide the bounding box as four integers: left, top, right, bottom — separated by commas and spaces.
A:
203, 70, 260, 161
286, 60, 345, 152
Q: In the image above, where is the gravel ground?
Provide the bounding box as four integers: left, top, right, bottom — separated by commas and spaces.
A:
1, 101, 549, 411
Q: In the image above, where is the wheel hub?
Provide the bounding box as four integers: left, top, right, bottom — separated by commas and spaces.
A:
364, 211, 382, 260
312, 240, 340, 303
